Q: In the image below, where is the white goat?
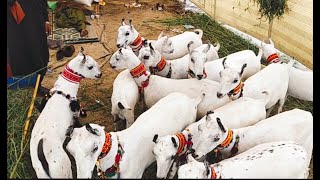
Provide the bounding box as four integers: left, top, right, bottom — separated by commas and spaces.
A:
109, 47, 230, 119
139, 41, 220, 79
261, 39, 313, 101
188, 48, 262, 81
179, 142, 309, 179
116, 19, 174, 56
65, 92, 204, 178
152, 95, 269, 178
193, 108, 313, 166
111, 69, 139, 130
217, 59, 292, 117
30, 50, 102, 178
116, 19, 203, 59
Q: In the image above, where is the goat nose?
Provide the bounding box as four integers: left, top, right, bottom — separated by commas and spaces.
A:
217, 92, 223, 98
197, 74, 203, 80
144, 55, 149, 59
117, 44, 121, 48
96, 73, 102, 78
192, 153, 199, 158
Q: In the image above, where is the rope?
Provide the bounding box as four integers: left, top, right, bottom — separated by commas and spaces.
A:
7, 60, 63, 88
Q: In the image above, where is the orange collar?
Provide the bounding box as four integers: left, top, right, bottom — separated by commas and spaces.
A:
267, 53, 279, 63
130, 63, 148, 78
175, 133, 187, 155
210, 166, 217, 179
218, 129, 233, 148
227, 81, 244, 98
150, 57, 167, 73
98, 132, 112, 159
130, 34, 143, 52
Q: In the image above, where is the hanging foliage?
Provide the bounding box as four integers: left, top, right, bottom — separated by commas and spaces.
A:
252, 0, 289, 22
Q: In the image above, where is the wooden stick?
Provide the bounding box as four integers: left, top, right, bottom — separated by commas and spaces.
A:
22, 74, 41, 142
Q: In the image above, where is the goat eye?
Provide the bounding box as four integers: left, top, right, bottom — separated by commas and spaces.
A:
191, 58, 194, 63
92, 145, 98, 153
116, 57, 120, 61
125, 32, 129, 36
171, 155, 175, 160
213, 137, 220, 142
233, 79, 238, 83
88, 66, 93, 70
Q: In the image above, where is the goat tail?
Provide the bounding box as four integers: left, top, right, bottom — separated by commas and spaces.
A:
193, 93, 206, 106
214, 42, 220, 51
261, 91, 271, 106
194, 29, 203, 39
256, 47, 263, 63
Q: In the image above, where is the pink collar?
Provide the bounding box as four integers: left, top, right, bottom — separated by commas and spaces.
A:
61, 65, 83, 84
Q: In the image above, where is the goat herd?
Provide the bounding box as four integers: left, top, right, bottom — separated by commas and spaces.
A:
29, 19, 313, 179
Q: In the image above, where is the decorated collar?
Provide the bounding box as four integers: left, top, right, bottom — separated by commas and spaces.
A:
61, 65, 84, 84
187, 68, 207, 79
218, 129, 233, 149
209, 165, 221, 179
130, 63, 148, 78
150, 57, 167, 74
130, 63, 150, 93
98, 132, 112, 160
213, 130, 240, 160
175, 130, 193, 156
130, 34, 144, 52
227, 81, 244, 98
96, 134, 123, 179
267, 53, 283, 64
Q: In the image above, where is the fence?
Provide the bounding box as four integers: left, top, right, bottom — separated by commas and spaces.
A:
189, 0, 313, 69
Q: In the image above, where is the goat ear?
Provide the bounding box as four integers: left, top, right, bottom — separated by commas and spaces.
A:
153, 134, 159, 143
149, 42, 155, 55
171, 137, 178, 148
119, 48, 123, 55
129, 19, 133, 29
206, 110, 214, 116
187, 41, 194, 53
158, 31, 164, 40
239, 63, 247, 77
121, 18, 126, 26
216, 118, 226, 133
222, 58, 227, 69
203, 44, 211, 54
269, 38, 274, 47
143, 39, 148, 47
85, 123, 100, 136
81, 54, 86, 64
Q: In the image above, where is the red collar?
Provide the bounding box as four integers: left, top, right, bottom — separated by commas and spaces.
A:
130, 34, 143, 52
98, 132, 112, 160
267, 53, 279, 63
175, 133, 187, 155
227, 81, 244, 98
61, 65, 83, 83
150, 57, 167, 73
210, 166, 217, 179
130, 63, 148, 78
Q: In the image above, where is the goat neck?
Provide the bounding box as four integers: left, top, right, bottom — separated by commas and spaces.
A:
214, 128, 246, 159
98, 132, 120, 172
50, 66, 83, 97
150, 56, 171, 77
128, 55, 150, 89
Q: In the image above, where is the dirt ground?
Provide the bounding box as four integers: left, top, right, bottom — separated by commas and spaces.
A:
39, 0, 313, 178
42, 0, 185, 131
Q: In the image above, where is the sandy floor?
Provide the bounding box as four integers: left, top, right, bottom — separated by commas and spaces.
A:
39, 0, 313, 178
